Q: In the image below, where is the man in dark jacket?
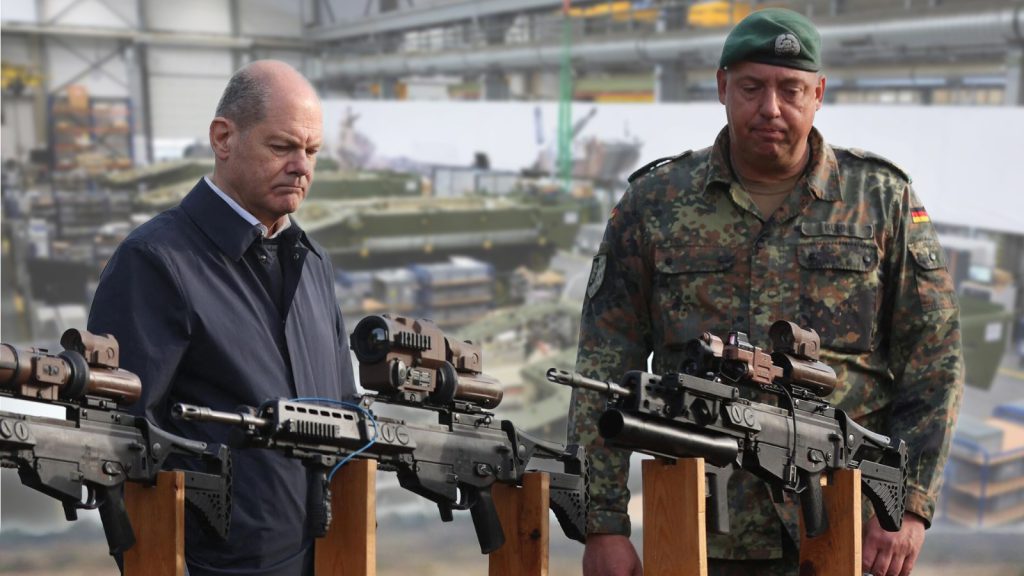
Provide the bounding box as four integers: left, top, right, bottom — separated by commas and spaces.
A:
89, 60, 356, 576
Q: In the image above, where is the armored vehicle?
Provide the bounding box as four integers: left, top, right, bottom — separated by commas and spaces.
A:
455, 302, 581, 438
127, 160, 422, 212
297, 196, 581, 273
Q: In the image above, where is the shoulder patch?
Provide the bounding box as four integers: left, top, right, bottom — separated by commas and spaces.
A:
628, 150, 693, 184
585, 241, 610, 299
844, 147, 912, 183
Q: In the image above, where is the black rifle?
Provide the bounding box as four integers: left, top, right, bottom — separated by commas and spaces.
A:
0, 329, 231, 555
548, 321, 907, 538
175, 314, 588, 554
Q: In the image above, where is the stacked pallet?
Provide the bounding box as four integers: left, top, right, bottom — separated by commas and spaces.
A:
942, 403, 1024, 527
411, 257, 495, 328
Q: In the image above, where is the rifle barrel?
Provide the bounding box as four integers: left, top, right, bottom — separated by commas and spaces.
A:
545, 368, 633, 398
173, 403, 269, 429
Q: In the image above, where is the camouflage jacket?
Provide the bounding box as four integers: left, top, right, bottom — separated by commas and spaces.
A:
570, 127, 963, 559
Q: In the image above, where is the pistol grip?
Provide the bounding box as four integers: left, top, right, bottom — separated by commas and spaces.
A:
469, 487, 506, 554
706, 465, 732, 534
800, 472, 829, 538
97, 484, 137, 556
308, 471, 332, 538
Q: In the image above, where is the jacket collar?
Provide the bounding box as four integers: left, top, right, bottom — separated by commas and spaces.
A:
180, 178, 322, 261
704, 126, 842, 202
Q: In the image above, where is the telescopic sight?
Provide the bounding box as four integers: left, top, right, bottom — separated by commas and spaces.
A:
351, 316, 391, 364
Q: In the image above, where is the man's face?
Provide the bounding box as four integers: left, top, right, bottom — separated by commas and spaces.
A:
215, 89, 323, 228
717, 61, 825, 171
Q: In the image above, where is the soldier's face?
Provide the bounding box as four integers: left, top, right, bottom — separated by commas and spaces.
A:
717, 62, 825, 171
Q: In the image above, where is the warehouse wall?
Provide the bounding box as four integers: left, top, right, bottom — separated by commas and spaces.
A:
143, 0, 307, 140
45, 37, 131, 98
0, 35, 41, 159
240, 0, 306, 36
0, 0, 309, 160
40, 0, 138, 28
146, 0, 231, 34
147, 48, 234, 141
1, 99, 38, 160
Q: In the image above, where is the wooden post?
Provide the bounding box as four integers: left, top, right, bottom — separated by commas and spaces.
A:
642, 458, 707, 576
124, 470, 185, 576
799, 469, 862, 576
489, 472, 550, 576
315, 458, 377, 576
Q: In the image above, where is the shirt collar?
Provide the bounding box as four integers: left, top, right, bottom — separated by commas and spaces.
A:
204, 176, 293, 238
182, 178, 321, 261
704, 126, 842, 202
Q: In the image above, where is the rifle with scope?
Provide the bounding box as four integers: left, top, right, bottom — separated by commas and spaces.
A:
548, 320, 907, 538
0, 329, 231, 556
175, 314, 588, 554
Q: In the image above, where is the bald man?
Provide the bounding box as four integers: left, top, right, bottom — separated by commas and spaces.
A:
90, 60, 356, 576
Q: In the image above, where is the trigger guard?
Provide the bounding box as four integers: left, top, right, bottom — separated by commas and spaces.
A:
452, 485, 472, 511
79, 485, 99, 510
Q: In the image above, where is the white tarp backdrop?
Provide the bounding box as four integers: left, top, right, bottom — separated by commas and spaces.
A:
322, 101, 1024, 235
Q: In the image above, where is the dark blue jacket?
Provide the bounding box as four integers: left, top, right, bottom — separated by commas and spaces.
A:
89, 178, 356, 576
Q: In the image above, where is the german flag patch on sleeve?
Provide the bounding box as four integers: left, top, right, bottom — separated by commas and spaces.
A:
911, 207, 930, 224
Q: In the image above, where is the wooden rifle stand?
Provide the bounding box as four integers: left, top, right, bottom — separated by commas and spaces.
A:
643, 458, 707, 576
124, 470, 185, 576
799, 468, 862, 576
642, 459, 863, 576
316, 458, 378, 575
489, 471, 551, 576
123, 465, 380, 576
124, 463, 551, 576
314, 463, 547, 575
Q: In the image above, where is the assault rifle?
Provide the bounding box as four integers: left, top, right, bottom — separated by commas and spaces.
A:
548, 321, 907, 537
175, 314, 587, 554
0, 329, 231, 555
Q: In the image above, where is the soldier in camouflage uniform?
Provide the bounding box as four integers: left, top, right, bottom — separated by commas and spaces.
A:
570, 8, 963, 576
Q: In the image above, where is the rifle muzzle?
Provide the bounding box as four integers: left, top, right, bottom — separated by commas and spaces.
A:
545, 369, 633, 398
172, 403, 269, 429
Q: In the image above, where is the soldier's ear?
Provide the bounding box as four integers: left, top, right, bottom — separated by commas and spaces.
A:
814, 74, 826, 110
716, 69, 728, 105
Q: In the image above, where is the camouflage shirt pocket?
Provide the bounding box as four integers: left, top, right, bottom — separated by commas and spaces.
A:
796, 239, 881, 353
653, 244, 740, 347
909, 240, 956, 311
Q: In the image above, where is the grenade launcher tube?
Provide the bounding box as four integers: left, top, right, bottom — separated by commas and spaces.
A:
598, 409, 740, 468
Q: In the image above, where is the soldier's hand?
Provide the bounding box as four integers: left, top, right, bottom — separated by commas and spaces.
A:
863, 513, 926, 576
583, 534, 642, 576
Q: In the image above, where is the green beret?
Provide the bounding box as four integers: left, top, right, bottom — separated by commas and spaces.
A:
719, 8, 821, 72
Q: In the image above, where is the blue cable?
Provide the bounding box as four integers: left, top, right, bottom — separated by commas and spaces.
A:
290, 397, 379, 481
